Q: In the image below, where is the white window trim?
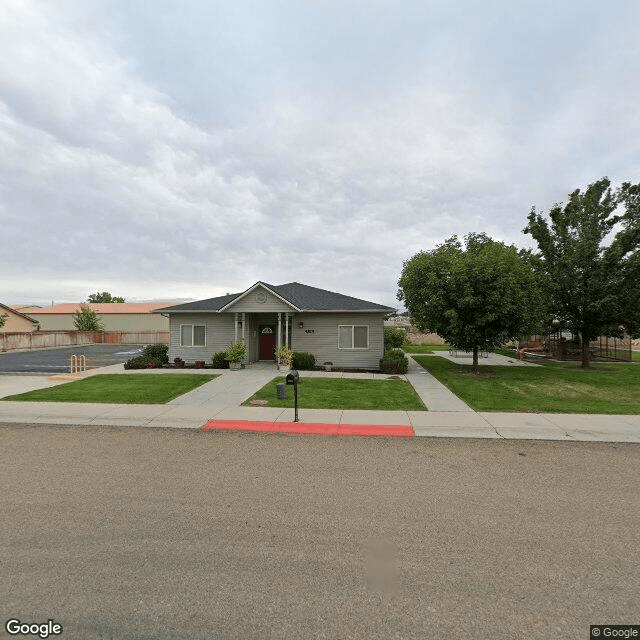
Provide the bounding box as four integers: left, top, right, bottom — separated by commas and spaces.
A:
180, 323, 206, 347
338, 324, 369, 350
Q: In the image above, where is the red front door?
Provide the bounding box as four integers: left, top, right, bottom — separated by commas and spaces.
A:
259, 326, 276, 360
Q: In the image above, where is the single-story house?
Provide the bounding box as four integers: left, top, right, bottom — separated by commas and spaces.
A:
155, 282, 395, 369
0, 303, 39, 333
19, 303, 174, 332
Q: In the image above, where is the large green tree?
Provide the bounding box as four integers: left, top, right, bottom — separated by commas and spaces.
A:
524, 178, 640, 368
87, 291, 125, 303
73, 305, 104, 331
398, 233, 546, 367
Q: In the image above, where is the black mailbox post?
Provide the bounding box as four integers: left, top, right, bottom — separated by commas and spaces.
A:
285, 370, 300, 422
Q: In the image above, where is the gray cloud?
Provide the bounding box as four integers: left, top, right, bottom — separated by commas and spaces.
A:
1, 0, 639, 308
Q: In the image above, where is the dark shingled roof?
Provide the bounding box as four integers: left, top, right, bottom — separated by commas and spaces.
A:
155, 282, 393, 313
154, 292, 241, 312
268, 282, 393, 311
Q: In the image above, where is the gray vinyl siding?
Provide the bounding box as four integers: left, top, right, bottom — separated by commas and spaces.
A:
291, 312, 385, 369
169, 313, 236, 363
224, 286, 295, 313
169, 310, 385, 367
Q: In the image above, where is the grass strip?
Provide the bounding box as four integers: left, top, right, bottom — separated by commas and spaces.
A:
413, 355, 640, 414
2, 374, 217, 404
402, 344, 450, 354
244, 376, 427, 411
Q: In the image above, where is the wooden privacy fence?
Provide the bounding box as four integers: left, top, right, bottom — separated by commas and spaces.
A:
0, 330, 169, 352
98, 331, 169, 344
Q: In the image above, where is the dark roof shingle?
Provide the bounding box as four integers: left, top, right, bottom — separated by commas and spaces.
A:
268, 282, 392, 311
156, 282, 392, 313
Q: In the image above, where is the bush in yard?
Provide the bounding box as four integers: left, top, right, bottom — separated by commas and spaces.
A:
142, 343, 169, 365
224, 340, 247, 363
124, 356, 162, 370
291, 351, 316, 370
384, 327, 406, 350
211, 352, 229, 369
379, 349, 409, 374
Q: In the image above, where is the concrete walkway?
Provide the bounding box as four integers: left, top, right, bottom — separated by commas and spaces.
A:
405, 354, 473, 411
0, 361, 639, 442
435, 350, 540, 367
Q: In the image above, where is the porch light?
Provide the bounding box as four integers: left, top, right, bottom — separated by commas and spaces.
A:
298, 322, 304, 328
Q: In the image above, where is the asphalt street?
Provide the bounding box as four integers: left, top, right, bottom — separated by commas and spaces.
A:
0, 344, 143, 373
2, 425, 638, 640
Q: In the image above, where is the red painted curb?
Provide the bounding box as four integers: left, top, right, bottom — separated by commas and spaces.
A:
201, 419, 414, 437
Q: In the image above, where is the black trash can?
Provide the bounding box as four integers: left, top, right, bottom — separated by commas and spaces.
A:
276, 383, 286, 400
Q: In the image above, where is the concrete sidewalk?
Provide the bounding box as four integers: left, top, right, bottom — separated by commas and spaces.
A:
0, 399, 638, 442
0, 362, 639, 442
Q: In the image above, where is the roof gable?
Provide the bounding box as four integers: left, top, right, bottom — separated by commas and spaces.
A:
219, 282, 299, 312
0, 303, 37, 324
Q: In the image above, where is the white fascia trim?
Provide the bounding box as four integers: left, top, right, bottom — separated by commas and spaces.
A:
298, 309, 391, 313
218, 281, 300, 312
157, 309, 220, 313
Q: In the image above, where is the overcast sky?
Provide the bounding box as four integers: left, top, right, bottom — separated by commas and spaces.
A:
1, 0, 639, 308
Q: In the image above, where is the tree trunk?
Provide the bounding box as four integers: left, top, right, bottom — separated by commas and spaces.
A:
473, 345, 479, 368
581, 337, 591, 369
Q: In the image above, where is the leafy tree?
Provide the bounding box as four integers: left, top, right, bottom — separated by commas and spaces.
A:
73, 305, 104, 331
398, 233, 545, 367
87, 292, 125, 303
524, 178, 640, 368
0, 313, 8, 329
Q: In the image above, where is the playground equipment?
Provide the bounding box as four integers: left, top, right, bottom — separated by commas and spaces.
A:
519, 332, 632, 362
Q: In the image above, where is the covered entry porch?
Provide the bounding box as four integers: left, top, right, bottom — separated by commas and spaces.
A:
231, 312, 294, 363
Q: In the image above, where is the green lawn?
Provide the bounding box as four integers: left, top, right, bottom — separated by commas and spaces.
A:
2, 374, 217, 404
413, 355, 640, 414
633, 350, 640, 363
402, 344, 450, 354
244, 377, 427, 411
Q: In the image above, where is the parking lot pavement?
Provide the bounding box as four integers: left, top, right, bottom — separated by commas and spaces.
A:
0, 344, 144, 374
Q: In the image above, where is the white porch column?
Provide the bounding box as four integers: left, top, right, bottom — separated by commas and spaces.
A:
241, 313, 246, 362
277, 313, 282, 354
234, 313, 238, 341
285, 313, 289, 348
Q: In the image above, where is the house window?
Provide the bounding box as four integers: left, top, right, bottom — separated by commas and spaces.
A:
180, 324, 206, 347
338, 325, 369, 349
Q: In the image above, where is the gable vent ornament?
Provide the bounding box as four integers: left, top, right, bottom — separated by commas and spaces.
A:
256, 292, 267, 304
